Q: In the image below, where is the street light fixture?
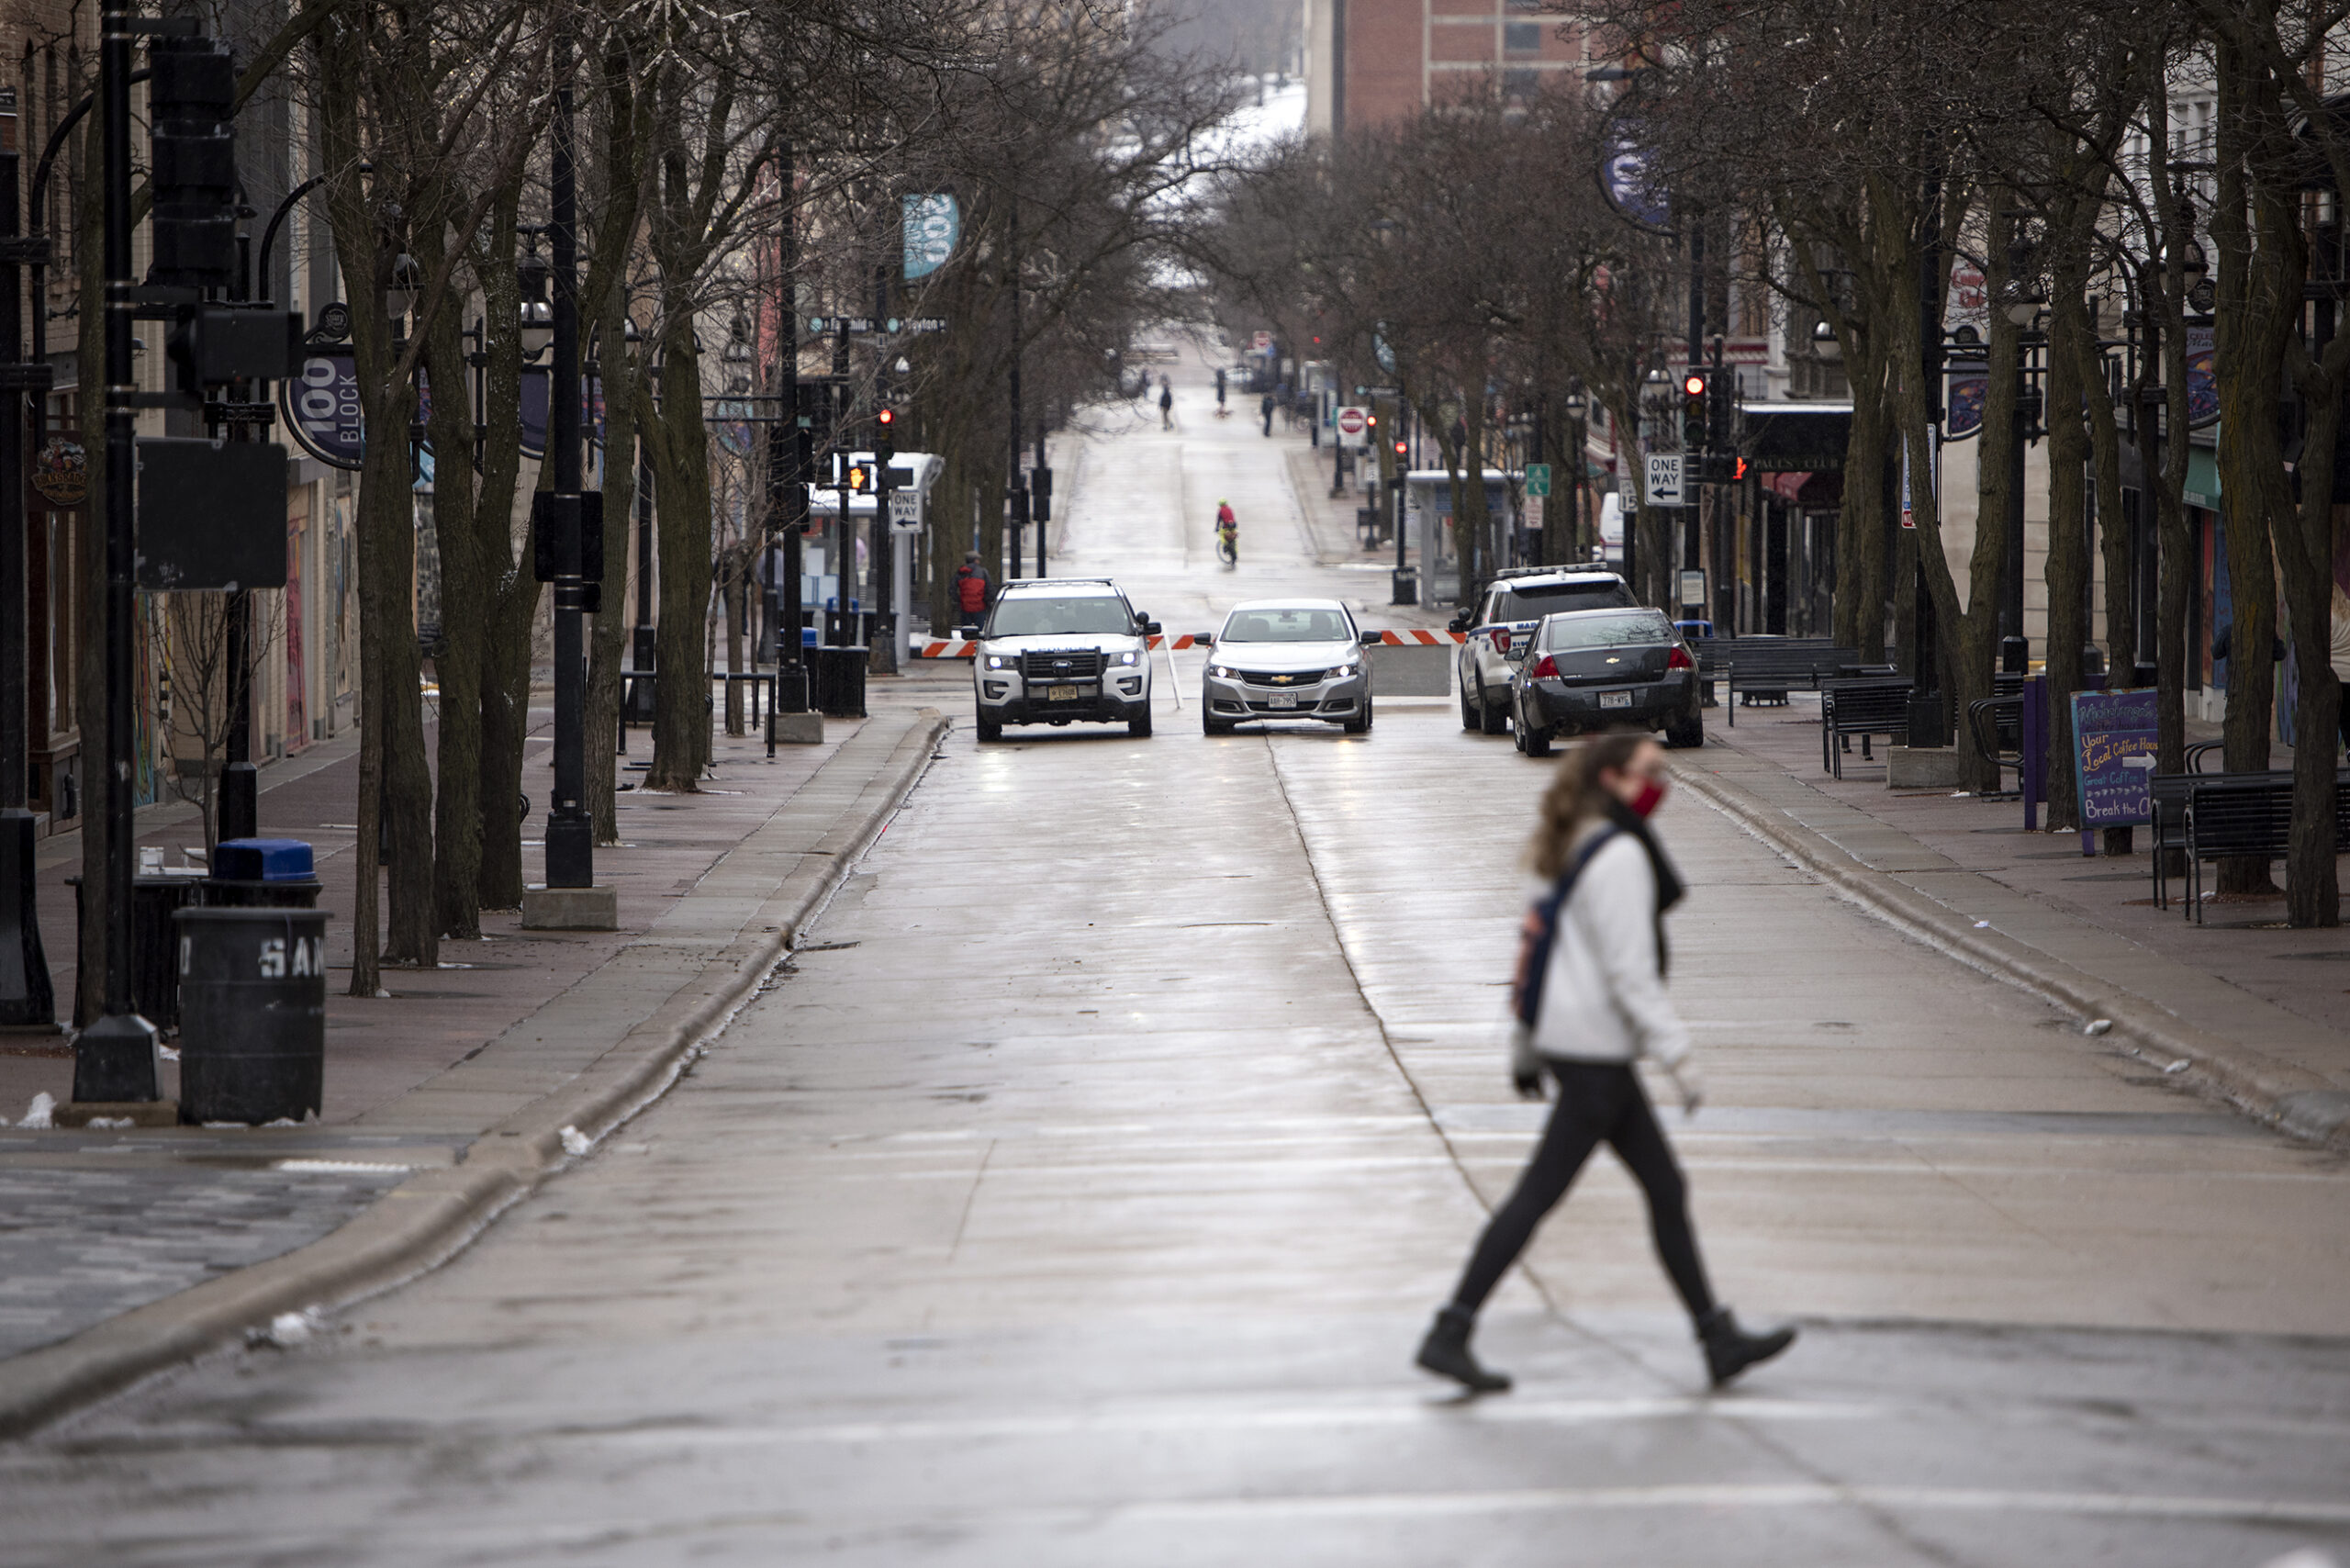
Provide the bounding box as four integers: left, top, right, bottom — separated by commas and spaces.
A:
518, 241, 554, 360
385, 252, 421, 323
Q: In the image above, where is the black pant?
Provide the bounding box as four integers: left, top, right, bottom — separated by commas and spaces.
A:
1449, 1059, 1716, 1323
2337, 679, 2349, 756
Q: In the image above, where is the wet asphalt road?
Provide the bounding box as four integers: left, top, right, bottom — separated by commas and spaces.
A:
3, 357, 2347, 1566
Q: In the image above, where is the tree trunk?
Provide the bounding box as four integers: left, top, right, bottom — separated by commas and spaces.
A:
586, 289, 638, 845
2211, 35, 2288, 895
2277, 371, 2342, 927
421, 294, 485, 940
646, 318, 714, 790
2043, 283, 2093, 833
1839, 342, 1893, 659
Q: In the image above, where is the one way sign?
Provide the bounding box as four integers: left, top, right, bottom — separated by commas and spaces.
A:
1645, 453, 1684, 507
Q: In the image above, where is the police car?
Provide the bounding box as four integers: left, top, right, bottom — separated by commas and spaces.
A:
1450, 568, 1637, 734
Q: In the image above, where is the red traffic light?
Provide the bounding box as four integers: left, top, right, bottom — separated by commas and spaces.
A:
1681, 372, 1707, 398
876, 407, 895, 427
1393, 439, 1408, 456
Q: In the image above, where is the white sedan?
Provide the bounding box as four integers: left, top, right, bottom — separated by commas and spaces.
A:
1200, 599, 1379, 736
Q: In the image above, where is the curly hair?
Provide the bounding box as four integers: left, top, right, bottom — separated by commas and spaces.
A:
1527, 729, 1657, 879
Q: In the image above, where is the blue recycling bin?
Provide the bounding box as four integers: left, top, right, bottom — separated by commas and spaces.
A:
203, 837, 323, 910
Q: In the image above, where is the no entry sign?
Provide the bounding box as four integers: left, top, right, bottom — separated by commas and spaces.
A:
1336, 406, 1368, 439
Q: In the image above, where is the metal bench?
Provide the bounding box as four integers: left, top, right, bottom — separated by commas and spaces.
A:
1720, 639, 1860, 723
1966, 696, 2023, 800
1820, 677, 1915, 778
2181, 773, 2350, 923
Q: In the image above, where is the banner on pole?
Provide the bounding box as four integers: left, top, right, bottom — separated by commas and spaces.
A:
902, 194, 959, 280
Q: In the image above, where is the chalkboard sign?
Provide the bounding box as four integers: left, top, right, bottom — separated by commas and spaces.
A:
2073, 688, 2158, 826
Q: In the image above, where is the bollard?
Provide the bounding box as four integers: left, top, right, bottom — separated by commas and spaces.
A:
173, 906, 330, 1125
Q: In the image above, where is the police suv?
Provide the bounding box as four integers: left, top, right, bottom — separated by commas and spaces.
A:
1450, 568, 1638, 734
971, 578, 1159, 741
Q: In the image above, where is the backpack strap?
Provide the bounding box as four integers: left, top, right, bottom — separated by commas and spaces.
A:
1510, 826, 1620, 1030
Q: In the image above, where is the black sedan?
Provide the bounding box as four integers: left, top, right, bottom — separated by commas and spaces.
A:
1506, 607, 1704, 756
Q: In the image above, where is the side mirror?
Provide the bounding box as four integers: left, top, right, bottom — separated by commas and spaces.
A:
1195, 632, 1214, 646
1504, 643, 1530, 662
1144, 620, 1163, 636
1360, 629, 1382, 645
1447, 613, 1469, 634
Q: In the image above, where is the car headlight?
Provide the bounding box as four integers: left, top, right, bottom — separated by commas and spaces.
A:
1109, 649, 1139, 666
1208, 664, 1238, 678
982, 654, 1015, 671
1334, 657, 1360, 676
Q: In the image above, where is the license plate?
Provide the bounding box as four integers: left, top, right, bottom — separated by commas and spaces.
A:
1047, 684, 1080, 701
1270, 692, 1299, 710
1599, 690, 1632, 709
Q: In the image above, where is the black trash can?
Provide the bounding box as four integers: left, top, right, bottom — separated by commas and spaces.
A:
65, 873, 203, 1031
810, 644, 869, 718
203, 837, 323, 909
173, 906, 330, 1125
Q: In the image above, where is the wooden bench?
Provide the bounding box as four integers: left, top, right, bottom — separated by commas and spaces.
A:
2181, 772, 2350, 923
1720, 639, 1860, 724
1820, 678, 1915, 778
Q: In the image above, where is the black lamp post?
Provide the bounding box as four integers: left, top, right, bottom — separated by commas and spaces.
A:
541, 32, 592, 894
2000, 274, 2049, 676
76, 0, 158, 1101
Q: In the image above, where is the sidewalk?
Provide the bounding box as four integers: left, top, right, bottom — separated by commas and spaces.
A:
1680, 697, 2350, 1148
0, 700, 946, 1438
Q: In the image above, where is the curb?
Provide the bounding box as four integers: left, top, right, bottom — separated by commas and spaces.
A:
1673, 750, 2350, 1151
0, 709, 949, 1442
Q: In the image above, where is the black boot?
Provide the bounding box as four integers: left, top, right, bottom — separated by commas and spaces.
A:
1699, 1307, 1796, 1388
1416, 1306, 1512, 1394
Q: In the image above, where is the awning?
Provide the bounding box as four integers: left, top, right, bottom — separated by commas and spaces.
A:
1741, 404, 1851, 472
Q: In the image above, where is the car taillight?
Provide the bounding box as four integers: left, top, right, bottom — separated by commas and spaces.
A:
1493, 629, 1511, 654
1529, 655, 1558, 679
1667, 644, 1695, 670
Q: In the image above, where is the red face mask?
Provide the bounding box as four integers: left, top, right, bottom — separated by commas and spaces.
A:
1628, 778, 1666, 818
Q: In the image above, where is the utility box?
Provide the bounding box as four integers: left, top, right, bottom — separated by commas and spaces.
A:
136, 438, 289, 591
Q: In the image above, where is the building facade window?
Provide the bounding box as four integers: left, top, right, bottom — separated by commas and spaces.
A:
1504, 21, 1543, 52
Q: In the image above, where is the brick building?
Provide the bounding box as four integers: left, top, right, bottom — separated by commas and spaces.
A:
1304, 0, 1586, 136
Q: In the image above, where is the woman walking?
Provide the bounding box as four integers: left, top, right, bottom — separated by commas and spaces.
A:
1416, 730, 1795, 1393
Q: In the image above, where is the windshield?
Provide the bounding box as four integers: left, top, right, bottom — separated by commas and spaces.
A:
986, 595, 1135, 637
1541, 610, 1676, 650
1219, 608, 1354, 644
1495, 580, 1635, 621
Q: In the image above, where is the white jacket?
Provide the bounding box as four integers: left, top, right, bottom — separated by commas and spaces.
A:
1522, 825, 1691, 1069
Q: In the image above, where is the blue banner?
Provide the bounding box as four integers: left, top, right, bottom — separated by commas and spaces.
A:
902, 193, 959, 280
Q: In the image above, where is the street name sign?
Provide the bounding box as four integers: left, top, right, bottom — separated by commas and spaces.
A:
1645, 453, 1684, 507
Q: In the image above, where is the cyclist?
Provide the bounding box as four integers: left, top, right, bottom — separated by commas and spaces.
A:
1214, 498, 1237, 564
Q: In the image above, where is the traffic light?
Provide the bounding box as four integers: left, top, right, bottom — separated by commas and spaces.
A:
874, 405, 896, 465
1393, 438, 1408, 460
148, 38, 239, 293
1681, 371, 1708, 450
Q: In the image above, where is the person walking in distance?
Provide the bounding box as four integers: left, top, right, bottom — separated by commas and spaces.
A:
952, 551, 992, 633
1214, 366, 1229, 419
1260, 389, 1275, 437
1158, 375, 1174, 430
1416, 731, 1796, 1394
